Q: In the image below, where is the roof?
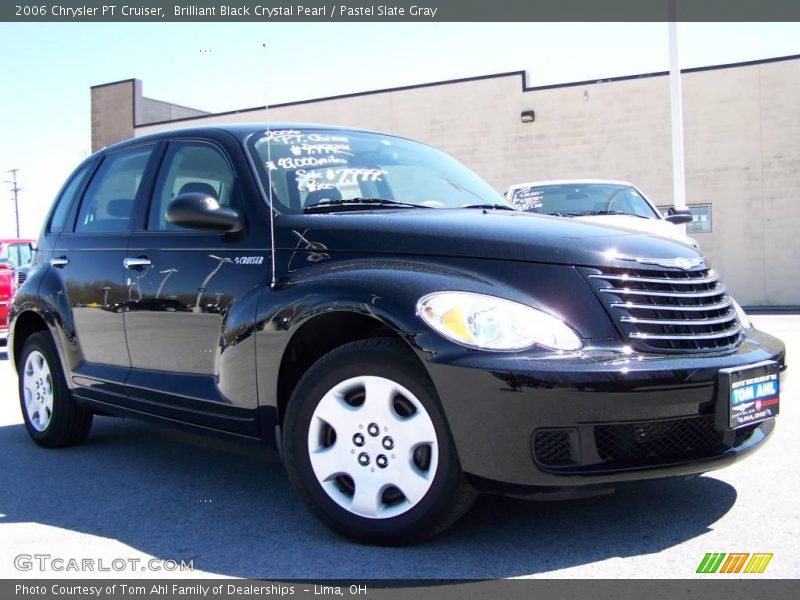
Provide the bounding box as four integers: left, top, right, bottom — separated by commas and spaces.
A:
0, 238, 36, 245
98, 122, 425, 155
506, 179, 637, 190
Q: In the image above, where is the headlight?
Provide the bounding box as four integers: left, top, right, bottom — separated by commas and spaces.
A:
416, 291, 582, 352
731, 297, 752, 330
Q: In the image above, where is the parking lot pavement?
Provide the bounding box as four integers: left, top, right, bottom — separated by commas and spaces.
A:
0, 315, 797, 580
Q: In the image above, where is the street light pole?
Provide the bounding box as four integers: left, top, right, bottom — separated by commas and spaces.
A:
4, 169, 21, 237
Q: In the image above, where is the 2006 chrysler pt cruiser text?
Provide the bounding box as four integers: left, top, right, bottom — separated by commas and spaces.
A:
9, 123, 786, 544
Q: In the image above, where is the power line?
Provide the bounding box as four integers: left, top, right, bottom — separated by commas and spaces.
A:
4, 169, 21, 237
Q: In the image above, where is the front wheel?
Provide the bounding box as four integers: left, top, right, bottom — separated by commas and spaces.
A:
18, 332, 93, 448
283, 338, 476, 545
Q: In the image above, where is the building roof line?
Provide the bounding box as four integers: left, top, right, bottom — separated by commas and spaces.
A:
522, 52, 800, 92
90, 78, 138, 90
135, 53, 800, 130
137, 70, 524, 128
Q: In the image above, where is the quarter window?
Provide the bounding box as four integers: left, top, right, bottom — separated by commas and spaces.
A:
148, 142, 235, 231
75, 146, 154, 233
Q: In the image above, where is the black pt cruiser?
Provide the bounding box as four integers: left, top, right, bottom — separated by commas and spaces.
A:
9, 124, 786, 544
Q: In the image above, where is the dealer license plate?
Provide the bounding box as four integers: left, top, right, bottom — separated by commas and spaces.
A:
722, 361, 780, 430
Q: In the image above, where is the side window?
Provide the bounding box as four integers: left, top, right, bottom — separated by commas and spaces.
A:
75, 146, 154, 233
17, 243, 34, 265
49, 162, 93, 233
3, 245, 19, 268
6, 244, 34, 268
148, 142, 235, 231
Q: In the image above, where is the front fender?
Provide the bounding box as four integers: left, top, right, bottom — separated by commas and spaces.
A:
254, 251, 615, 413
253, 254, 454, 414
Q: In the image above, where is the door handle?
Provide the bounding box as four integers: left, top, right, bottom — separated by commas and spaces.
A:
50, 256, 69, 268
123, 257, 152, 270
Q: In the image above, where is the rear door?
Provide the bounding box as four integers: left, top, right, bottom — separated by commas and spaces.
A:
53, 143, 158, 406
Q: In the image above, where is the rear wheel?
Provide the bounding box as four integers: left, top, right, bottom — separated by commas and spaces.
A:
283, 338, 476, 545
19, 332, 92, 447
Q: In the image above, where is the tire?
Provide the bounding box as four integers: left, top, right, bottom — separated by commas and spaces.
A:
18, 332, 93, 448
283, 337, 477, 545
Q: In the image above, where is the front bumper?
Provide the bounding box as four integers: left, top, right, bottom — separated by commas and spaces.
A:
423, 328, 787, 489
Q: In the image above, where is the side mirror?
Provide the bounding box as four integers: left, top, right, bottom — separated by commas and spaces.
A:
664, 207, 693, 225
166, 193, 244, 233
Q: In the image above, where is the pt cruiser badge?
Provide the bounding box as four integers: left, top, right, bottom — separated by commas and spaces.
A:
9, 123, 787, 544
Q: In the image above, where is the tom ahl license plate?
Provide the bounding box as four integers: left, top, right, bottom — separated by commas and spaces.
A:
719, 361, 780, 430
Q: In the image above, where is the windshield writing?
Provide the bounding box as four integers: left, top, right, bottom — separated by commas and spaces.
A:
248, 129, 508, 214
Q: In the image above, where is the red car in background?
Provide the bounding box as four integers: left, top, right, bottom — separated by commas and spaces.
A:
0, 238, 35, 345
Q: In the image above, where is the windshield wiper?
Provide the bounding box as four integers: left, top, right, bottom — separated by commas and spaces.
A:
547, 210, 648, 218
572, 210, 649, 218
459, 203, 515, 211
303, 198, 427, 213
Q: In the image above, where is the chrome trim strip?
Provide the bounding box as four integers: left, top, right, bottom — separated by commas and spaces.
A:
620, 313, 737, 326
589, 273, 719, 285
609, 298, 733, 311
630, 325, 742, 341
600, 286, 725, 298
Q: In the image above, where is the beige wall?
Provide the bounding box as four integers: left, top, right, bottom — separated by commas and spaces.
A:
130, 58, 800, 306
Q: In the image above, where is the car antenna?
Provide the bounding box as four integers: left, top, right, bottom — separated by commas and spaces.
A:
263, 42, 277, 289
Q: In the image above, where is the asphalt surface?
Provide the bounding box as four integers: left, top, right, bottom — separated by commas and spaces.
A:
0, 315, 797, 579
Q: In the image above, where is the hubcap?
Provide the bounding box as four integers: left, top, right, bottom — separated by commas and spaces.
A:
307, 375, 439, 519
23, 351, 54, 432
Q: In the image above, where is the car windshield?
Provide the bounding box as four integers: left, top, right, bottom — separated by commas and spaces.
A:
510, 183, 659, 219
247, 128, 509, 214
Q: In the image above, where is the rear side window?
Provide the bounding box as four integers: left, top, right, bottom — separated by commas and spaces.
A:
147, 142, 235, 231
14, 243, 33, 267
49, 162, 93, 233
0, 243, 33, 268
75, 146, 154, 233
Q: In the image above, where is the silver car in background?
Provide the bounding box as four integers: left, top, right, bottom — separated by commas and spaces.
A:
505, 179, 698, 248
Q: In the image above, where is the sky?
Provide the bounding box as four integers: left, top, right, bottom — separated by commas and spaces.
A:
1, 21, 799, 238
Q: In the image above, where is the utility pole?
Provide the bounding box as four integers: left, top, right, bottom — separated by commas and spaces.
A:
4, 169, 21, 237
668, 0, 687, 234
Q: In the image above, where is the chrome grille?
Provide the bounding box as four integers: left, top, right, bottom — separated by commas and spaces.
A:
584, 266, 742, 352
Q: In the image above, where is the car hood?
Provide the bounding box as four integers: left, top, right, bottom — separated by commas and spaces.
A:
572, 214, 693, 245
277, 209, 705, 270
